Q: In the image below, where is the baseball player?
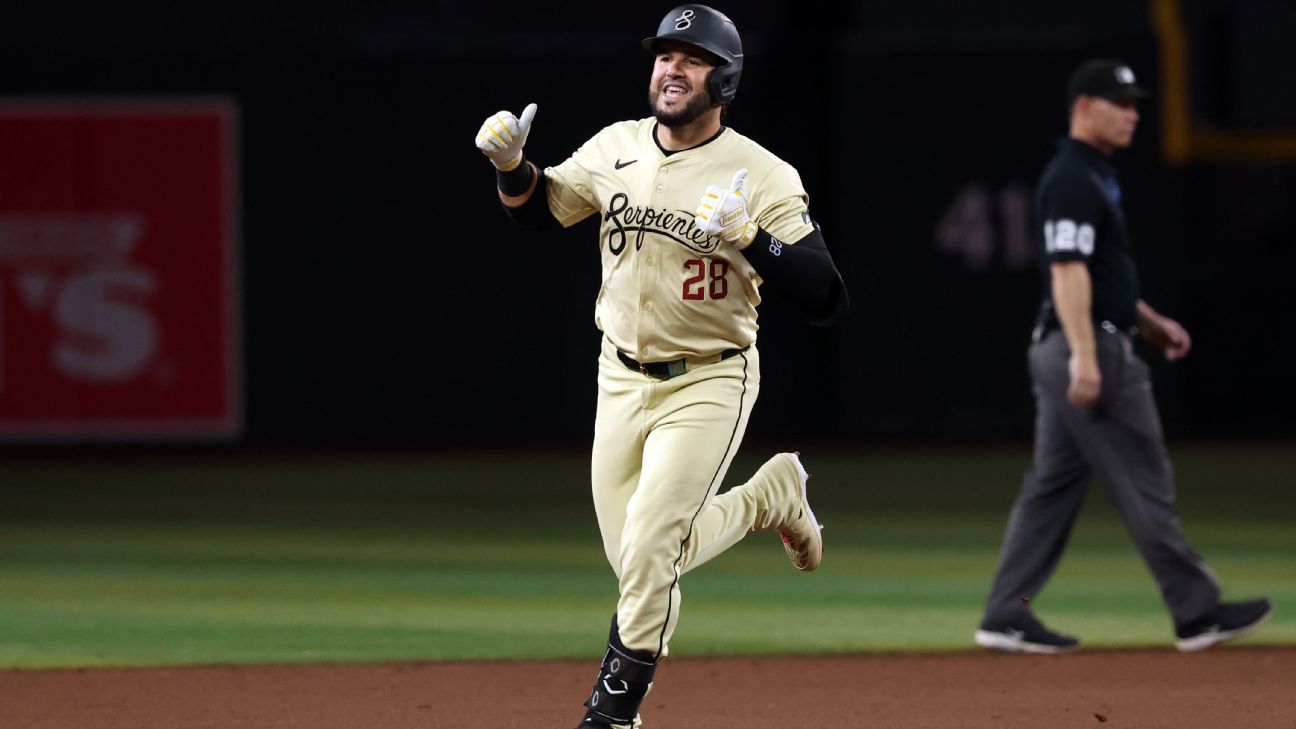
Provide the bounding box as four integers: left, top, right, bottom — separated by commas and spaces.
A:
974, 59, 1272, 654
475, 5, 848, 727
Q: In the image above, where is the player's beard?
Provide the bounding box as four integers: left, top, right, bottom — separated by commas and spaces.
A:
649, 87, 715, 128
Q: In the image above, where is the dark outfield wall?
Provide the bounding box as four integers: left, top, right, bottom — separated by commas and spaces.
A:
2, 1, 1292, 446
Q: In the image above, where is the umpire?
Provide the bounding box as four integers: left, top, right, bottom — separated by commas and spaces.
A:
974, 59, 1272, 653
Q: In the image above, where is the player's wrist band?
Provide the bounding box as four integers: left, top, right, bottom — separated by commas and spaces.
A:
496, 157, 534, 197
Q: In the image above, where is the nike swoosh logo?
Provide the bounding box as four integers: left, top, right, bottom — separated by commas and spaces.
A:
614, 159, 637, 170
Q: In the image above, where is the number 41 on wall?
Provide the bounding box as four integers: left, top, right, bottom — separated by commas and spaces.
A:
934, 183, 1034, 273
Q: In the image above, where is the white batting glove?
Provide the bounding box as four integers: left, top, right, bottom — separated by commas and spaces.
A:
694, 168, 758, 249
475, 103, 537, 171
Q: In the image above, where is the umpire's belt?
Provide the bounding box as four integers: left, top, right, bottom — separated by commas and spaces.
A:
616, 347, 747, 380
1033, 320, 1139, 343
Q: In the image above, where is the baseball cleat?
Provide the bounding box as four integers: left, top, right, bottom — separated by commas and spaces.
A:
576, 719, 631, 729
1174, 597, 1273, 652
576, 710, 639, 729
974, 618, 1080, 654
777, 452, 823, 572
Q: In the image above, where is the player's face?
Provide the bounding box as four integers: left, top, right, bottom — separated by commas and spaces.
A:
648, 41, 719, 128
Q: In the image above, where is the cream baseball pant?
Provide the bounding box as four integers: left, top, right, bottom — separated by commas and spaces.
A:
592, 336, 791, 658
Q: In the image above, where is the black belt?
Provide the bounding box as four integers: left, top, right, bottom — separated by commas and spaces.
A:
616, 347, 747, 380
1033, 320, 1139, 342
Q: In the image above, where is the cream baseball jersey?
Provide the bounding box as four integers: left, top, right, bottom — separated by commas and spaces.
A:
544, 118, 815, 361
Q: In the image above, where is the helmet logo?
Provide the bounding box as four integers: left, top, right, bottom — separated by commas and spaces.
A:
674, 9, 695, 30
1115, 66, 1135, 84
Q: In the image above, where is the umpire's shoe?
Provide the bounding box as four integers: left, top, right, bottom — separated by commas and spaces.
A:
1174, 597, 1273, 652
974, 617, 1080, 654
776, 452, 823, 572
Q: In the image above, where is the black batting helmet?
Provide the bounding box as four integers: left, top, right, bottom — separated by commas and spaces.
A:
641, 5, 743, 103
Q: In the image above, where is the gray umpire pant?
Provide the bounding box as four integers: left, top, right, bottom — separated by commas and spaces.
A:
982, 326, 1221, 630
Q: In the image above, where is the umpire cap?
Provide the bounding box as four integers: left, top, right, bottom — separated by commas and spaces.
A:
642, 5, 743, 103
1068, 58, 1149, 104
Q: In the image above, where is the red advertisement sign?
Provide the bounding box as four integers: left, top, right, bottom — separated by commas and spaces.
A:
0, 99, 241, 440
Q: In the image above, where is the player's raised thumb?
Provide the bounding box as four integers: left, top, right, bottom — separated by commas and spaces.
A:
729, 168, 749, 195
518, 103, 538, 135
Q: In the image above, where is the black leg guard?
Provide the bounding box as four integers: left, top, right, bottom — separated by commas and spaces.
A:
576, 615, 657, 729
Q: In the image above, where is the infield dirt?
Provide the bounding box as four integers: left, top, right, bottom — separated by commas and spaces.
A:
3, 647, 1292, 728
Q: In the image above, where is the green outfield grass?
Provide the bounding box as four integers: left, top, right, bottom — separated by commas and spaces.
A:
0, 444, 1293, 668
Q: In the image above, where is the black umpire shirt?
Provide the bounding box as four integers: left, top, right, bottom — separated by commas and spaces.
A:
1034, 137, 1141, 335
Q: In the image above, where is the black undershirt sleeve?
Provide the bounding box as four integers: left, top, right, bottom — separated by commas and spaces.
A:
497, 159, 559, 232
741, 225, 849, 326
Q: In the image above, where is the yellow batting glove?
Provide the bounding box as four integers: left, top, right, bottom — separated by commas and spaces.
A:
694, 168, 758, 249
474, 103, 537, 171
